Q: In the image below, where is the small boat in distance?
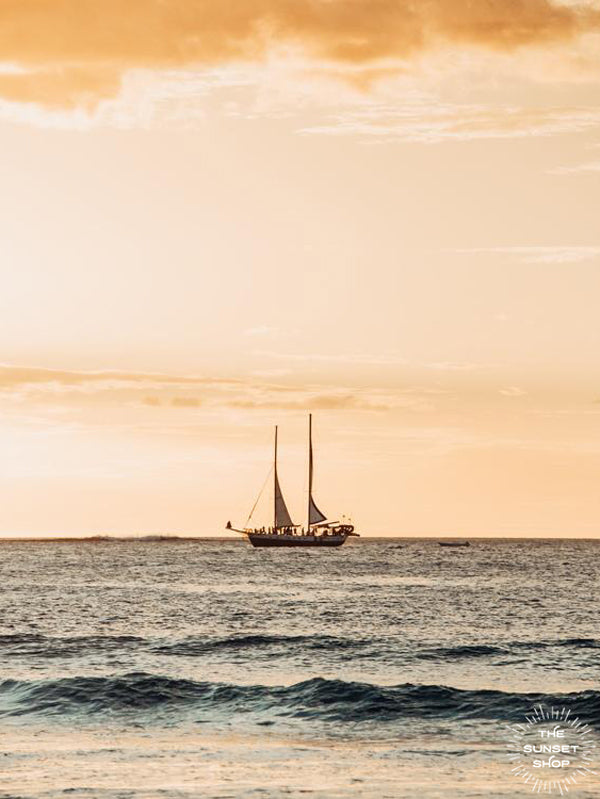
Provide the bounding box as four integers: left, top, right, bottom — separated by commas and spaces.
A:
439, 541, 471, 548
226, 415, 358, 547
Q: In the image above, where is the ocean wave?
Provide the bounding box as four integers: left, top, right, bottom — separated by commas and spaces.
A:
0, 633, 144, 658
417, 638, 600, 661
0, 632, 373, 659
0, 632, 600, 664
153, 633, 369, 656
417, 644, 508, 660
1, 673, 599, 725
1, 632, 597, 665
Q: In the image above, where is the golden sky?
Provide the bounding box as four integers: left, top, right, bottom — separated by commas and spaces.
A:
1, 1, 599, 536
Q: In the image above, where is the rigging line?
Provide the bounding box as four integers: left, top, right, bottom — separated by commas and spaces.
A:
245, 465, 274, 528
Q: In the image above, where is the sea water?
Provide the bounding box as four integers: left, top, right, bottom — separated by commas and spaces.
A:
1, 539, 599, 798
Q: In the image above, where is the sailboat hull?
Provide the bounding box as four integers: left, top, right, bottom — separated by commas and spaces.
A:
247, 533, 349, 548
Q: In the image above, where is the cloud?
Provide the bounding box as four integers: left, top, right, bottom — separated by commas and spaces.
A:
0, 364, 239, 389
550, 159, 600, 174
254, 350, 407, 366
301, 103, 600, 143
452, 246, 600, 264
230, 392, 388, 411
0, 0, 598, 107
244, 325, 279, 337
0, 66, 122, 110
427, 361, 481, 372
0, 362, 398, 414
170, 396, 202, 408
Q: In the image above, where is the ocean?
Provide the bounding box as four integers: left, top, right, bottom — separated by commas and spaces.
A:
1, 538, 598, 798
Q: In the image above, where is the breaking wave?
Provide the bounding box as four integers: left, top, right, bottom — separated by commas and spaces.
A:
1, 673, 599, 726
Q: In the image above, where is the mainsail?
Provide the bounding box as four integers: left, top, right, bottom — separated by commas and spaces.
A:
308, 414, 327, 526
274, 426, 295, 528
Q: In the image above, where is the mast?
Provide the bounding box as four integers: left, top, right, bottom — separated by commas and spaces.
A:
273, 425, 295, 530
307, 413, 327, 529
307, 414, 312, 532
274, 425, 278, 530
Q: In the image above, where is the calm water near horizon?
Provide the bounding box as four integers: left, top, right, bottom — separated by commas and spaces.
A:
1, 538, 599, 798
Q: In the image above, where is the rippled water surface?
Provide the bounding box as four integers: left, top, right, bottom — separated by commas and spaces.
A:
1, 538, 599, 798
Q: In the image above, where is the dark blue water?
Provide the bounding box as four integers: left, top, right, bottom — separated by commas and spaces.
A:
1, 539, 599, 797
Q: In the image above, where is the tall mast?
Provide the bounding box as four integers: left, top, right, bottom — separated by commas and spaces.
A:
274, 425, 278, 530
308, 414, 312, 532
307, 414, 327, 529
273, 425, 295, 530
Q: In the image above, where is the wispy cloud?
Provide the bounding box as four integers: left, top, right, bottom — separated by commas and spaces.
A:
254, 350, 407, 366
426, 361, 481, 372
301, 103, 600, 143
228, 392, 392, 412
550, 159, 600, 175
452, 246, 600, 264
0, 365, 240, 390
244, 325, 280, 337
0, 363, 399, 415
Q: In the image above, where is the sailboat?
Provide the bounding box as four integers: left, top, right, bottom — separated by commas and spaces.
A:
226, 415, 358, 547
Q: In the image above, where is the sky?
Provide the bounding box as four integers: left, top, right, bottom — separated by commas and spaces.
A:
1, 0, 600, 537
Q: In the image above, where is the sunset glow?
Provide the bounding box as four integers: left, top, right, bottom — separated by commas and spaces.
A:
1, 1, 599, 536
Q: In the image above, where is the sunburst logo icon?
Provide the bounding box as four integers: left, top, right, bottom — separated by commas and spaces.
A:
506, 705, 597, 794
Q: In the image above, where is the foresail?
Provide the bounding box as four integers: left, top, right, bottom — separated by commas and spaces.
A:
308, 413, 327, 526
274, 472, 294, 528
309, 495, 327, 525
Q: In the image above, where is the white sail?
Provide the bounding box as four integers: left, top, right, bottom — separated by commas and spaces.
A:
274, 425, 295, 528
308, 414, 327, 526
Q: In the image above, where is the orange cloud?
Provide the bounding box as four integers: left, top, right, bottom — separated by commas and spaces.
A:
0, 364, 403, 414
170, 396, 202, 407
0, 0, 597, 106
0, 66, 121, 109
0, 365, 241, 390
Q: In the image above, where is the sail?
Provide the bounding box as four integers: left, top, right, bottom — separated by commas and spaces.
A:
274, 425, 295, 528
274, 472, 294, 528
309, 495, 327, 525
308, 414, 327, 526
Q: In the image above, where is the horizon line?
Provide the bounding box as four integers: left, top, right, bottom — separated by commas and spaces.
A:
0, 534, 598, 543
